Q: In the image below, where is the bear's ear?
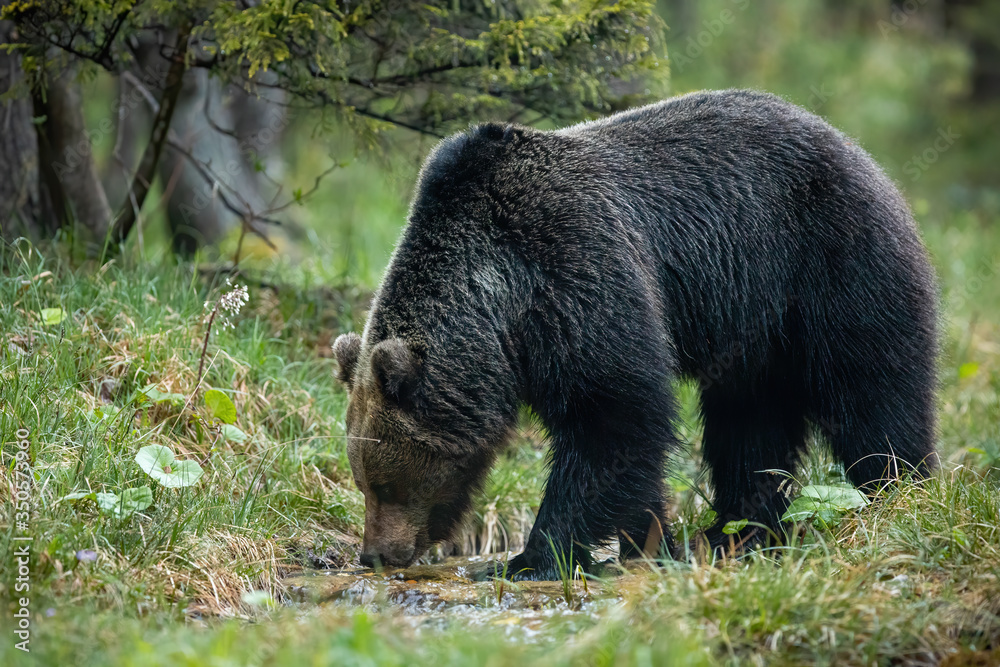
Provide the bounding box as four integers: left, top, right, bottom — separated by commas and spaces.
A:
370, 338, 418, 405
333, 333, 362, 387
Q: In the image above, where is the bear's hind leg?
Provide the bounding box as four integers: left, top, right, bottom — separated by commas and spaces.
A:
617, 495, 673, 562
698, 383, 807, 557
816, 378, 936, 493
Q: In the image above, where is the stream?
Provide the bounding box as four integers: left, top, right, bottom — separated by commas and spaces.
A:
284, 555, 647, 637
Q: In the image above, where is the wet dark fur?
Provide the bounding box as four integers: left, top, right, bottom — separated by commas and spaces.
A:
335, 89, 938, 579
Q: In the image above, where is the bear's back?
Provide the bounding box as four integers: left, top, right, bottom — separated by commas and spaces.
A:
387, 91, 931, 375
414, 89, 889, 231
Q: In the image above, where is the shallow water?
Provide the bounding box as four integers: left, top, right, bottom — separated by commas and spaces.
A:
284, 554, 645, 637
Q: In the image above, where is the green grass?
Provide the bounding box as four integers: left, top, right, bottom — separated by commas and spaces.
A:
5, 3, 1000, 653
2, 200, 999, 665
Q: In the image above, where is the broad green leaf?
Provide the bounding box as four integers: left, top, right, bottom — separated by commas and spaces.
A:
66, 486, 153, 518
220, 424, 248, 443
95, 492, 122, 514
782, 484, 868, 526
117, 486, 153, 516
800, 484, 868, 509
40, 307, 66, 326
782, 496, 839, 525
135, 444, 204, 488
204, 389, 237, 424
139, 384, 187, 406
162, 460, 204, 488
62, 491, 97, 502
958, 362, 979, 380
136, 444, 174, 475
722, 519, 748, 535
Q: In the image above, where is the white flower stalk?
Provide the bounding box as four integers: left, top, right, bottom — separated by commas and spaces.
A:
218, 279, 249, 330
196, 279, 251, 395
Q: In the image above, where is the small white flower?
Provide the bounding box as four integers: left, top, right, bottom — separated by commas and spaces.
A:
217, 283, 249, 329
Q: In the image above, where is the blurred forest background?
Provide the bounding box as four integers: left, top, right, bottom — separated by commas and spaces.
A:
1, 0, 997, 289
2, 3, 1000, 663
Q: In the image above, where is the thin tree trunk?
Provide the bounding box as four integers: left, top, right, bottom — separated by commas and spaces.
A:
943, 0, 1000, 102
107, 23, 191, 252
33, 66, 112, 243
0, 20, 46, 240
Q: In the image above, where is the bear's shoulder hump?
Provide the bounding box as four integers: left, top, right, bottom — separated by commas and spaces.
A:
419, 123, 534, 194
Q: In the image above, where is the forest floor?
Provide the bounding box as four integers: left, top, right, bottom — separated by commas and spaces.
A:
1, 207, 999, 666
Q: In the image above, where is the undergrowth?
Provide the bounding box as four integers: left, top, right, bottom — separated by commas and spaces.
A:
1, 202, 999, 666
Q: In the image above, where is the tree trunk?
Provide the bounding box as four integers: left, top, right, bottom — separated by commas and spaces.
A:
118, 30, 286, 256
33, 66, 112, 245
943, 0, 1000, 103
0, 20, 46, 240
108, 23, 191, 251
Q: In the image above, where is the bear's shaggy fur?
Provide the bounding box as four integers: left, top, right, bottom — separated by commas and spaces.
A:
334, 89, 938, 580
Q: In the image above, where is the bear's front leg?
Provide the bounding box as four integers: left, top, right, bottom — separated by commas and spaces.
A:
505, 463, 594, 581
506, 436, 670, 581
505, 538, 591, 582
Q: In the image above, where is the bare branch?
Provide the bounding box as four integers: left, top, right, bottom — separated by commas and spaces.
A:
164, 135, 280, 249
107, 22, 191, 252
266, 162, 340, 217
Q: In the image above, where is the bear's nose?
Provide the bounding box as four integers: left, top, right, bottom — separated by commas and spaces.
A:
386, 544, 416, 566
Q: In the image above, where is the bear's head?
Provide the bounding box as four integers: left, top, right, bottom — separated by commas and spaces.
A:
333, 332, 493, 568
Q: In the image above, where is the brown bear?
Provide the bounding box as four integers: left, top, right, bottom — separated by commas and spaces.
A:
333, 89, 938, 580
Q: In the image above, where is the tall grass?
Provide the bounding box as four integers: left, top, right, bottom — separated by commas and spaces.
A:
3, 1, 1000, 657
2, 201, 998, 666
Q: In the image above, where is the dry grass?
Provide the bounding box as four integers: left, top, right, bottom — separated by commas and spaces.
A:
2, 212, 999, 665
